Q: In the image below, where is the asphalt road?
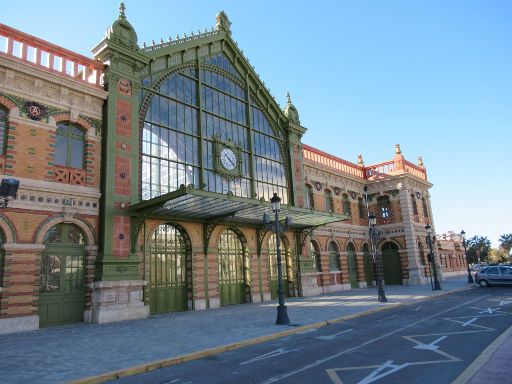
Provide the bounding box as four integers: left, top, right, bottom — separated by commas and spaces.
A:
112, 287, 512, 384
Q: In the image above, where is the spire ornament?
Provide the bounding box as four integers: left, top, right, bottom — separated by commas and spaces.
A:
357, 154, 364, 166
282, 92, 300, 125
395, 144, 402, 155
119, 2, 126, 19
418, 156, 424, 167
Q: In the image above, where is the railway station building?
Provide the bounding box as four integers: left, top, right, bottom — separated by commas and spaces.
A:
0, 5, 468, 333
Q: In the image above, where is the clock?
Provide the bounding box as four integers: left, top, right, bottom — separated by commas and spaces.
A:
220, 148, 237, 171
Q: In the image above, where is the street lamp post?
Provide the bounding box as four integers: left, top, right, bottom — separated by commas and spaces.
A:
425, 224, 442, 290
368, 213, 387, 303
263, 193, 292, 325
461, 230, 474, 284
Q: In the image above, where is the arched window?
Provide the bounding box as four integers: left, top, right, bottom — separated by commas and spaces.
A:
309, 240, 321, 272
55, 122, 85, 169
324, 190, 333, 212
358, 197, 366, 219
304, 184, 314, 209
342, 193, 351, 216
0, 107, 8, 155
411, 194, 418, 216
346, 242, 356, 253
141, 63, 288, 202
378, 196, 391, 218
422, 197, 429, 220
328, 241, 340, 271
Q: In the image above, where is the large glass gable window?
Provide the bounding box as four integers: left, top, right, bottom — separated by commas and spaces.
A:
142, 61, 288, 203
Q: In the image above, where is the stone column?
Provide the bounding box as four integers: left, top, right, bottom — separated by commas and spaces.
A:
398, 188, 426, 285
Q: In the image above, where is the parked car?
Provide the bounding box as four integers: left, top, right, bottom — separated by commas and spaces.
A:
470, 263, 487, 272
475, 266, 512, 287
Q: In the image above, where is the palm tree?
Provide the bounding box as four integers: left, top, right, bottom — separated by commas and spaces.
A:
467, 236, 491, 264
499, 234, 512, 255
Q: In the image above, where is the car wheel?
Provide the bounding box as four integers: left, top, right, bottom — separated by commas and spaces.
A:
479, 280, 489, 288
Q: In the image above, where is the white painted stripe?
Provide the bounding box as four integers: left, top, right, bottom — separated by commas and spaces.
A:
261, 295, 488, 384
316, 329, 354, 341
462, 317, 478, 327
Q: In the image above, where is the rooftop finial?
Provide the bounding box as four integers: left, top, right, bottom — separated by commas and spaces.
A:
395, 144, 402, 155
357, 154, 364, 166
119, 2, 126, 19
216, 11, 232, 35
418, 156, 424, 167
286, 92, 292, 104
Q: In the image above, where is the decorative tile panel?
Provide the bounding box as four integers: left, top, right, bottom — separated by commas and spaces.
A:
116, 99, 132, 138
113, 215, 130, 258
115, 156, 130, 196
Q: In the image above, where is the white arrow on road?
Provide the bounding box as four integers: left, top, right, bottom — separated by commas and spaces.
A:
240, 347, 300, 365
316, 329, 354, 341
413, 336, 447, 351
358, 360, 411, 384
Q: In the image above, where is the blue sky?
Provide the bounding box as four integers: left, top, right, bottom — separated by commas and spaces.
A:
2, 1, 511, 246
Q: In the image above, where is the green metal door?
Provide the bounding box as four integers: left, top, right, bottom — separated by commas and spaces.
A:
347, 252, 358, 288
269, 235, 288, 300
149, 224, 187, 315
363, 246, 374, 287
219, 230, 245, 306
382, 242, 403, 285
347, 243, 358, 288
39, 224, 86, 327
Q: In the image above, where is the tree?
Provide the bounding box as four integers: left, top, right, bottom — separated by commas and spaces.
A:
499, 234, 512, 255
489, 248, 508, 264
467, 236, 491, 264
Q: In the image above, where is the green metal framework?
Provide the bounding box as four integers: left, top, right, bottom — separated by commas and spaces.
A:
328, 241, 340, 271
0, 107, 7, 155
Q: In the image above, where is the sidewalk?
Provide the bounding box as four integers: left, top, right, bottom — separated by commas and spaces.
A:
0, 277, 472, 384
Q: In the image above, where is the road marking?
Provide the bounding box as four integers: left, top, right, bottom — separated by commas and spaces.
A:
414, 306, 422, 312
413, 336, 447, 351
359, 360, 410, 384
462, 318, 478, 327
377, 315, 398, 322
316, 329, 354, 341
240, 347, 300, 365
262, 295, 487, 384
480, 307, 497, 314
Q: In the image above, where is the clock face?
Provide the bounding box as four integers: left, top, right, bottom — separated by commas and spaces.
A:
220, 148, 237, 171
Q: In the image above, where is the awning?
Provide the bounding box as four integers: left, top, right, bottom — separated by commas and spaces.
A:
129, 185, 349, 229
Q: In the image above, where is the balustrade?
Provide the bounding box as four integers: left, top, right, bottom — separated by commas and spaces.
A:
0, 23, 104, 88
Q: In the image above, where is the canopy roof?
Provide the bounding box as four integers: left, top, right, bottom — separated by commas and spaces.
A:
130, 185, 348, 229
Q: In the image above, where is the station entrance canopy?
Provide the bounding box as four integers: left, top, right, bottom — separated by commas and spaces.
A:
129, 185, 348, 228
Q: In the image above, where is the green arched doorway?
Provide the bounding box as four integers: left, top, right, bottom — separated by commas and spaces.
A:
362, 243, 374, 287
268, 234, 288, 300
346, 243, 358, 288
218, 229, 246, 306
149, 224, 188, 315
39, 223, 86, 327
381, 242, 402, 285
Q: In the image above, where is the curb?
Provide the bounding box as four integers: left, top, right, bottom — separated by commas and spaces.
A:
451, 323, 512, 384
70, 285, 473, 384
